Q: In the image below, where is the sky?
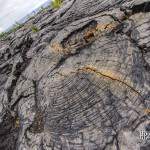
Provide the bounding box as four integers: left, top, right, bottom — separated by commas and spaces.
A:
0, 0, 49, 32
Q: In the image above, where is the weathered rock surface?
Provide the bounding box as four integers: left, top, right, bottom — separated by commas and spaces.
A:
0, 0, 150, 149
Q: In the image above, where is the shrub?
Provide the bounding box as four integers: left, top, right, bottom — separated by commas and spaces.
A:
31, 25, 39, 33
0, 32, 7, 39
51, 0, 62, 9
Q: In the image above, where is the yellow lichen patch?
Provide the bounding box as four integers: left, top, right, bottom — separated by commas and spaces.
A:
15, 117, 20, 128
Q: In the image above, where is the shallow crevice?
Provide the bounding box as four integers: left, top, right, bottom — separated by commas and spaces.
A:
7, 35, 33, 103
0, 111, 20, 150
114, 21, 150, 72
11, 93, 34, 110
131, 2, 150, 14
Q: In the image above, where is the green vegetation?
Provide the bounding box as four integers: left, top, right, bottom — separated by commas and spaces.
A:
12, 22, 23, 32
0, 32, 7, 39
27, 14, 35, 20
31, 25, 39, 33
51, 0, 62, 9
40, 6, 45, 11
39, 6, 48, 13
0, 0, 63, 40
0, 22, 23, 40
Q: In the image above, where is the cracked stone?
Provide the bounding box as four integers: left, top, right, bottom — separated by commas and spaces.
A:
0, 0, 150, 149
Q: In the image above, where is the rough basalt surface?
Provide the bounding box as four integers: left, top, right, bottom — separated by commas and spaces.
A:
0, 0, 150, 149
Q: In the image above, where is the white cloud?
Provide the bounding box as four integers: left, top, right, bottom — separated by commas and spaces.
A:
0, 0, 49, 32
0, 27, 3, 33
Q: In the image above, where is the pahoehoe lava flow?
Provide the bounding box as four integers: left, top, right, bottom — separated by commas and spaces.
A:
0, 0, 150, 149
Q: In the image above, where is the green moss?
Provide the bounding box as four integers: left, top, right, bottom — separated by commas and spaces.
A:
51, 0, 62, 9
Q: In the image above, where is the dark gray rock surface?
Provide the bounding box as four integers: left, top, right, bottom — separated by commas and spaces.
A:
0, 0, 150, 149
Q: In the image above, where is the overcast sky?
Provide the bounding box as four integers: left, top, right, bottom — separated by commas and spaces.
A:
0, 0, 49, 32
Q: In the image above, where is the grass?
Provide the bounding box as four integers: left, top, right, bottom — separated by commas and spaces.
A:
31, 25, 39, 33
0, 23, 40, 40
0, 0, 62, 40
0, 22, 23, 40
0, 32, 7, 39
51, 0, 62, 9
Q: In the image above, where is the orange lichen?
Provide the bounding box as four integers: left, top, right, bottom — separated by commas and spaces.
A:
80, 66, 146, 101
50, 21, 118, 54
51, 42, 63, 52
144, 109, 150, 114
96, 22, 117, 32
79, 66, 124, 81
78, 66, 142, 96
83, 22, 117, 41
50, 42, 69, 54
84, 29, 96, 42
